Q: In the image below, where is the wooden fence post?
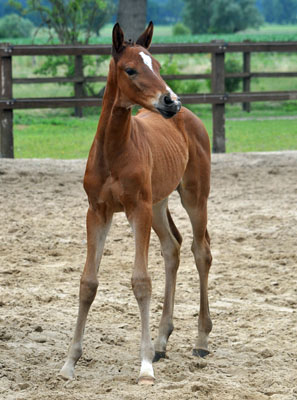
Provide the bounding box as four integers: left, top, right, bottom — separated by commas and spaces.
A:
74, 55, 84, 118
0, 44, 14, 158
211, 41, 226, 153
242, 42, 251, 112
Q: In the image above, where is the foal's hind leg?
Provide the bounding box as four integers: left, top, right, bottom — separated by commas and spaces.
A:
152, 198, 182, 362
179, 187, 212, 357
59, 206, 112, 380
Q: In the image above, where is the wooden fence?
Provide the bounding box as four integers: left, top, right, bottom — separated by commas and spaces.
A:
1, 41, 297, 157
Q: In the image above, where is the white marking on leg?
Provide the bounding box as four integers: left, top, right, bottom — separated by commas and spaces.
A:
140, 359, 154, 378
139, 51, 154, 73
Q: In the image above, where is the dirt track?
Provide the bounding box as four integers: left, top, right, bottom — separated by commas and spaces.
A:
0, 152, 296, 400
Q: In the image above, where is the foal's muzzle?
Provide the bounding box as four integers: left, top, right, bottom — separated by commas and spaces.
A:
156, 94, 181, 119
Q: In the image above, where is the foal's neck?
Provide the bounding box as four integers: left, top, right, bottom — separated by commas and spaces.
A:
98, 60, 133, 159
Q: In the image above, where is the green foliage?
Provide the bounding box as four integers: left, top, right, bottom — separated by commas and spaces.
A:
172, 23, 190, 36
224, 57, 242, 92
261, 0, 297, 24
161, 56, 200, 94
147, 0, 184, 25
33, 54, 108, 96
9, 0, 114, 98
183, 0, 263, 34
5, 23, 297, 44
206, 56, 242, 92
10, 0, 114, 44
210, 0, 263, 33
34, 55, 71, 76
183, 0, 211, 34
0, 13, 34, 38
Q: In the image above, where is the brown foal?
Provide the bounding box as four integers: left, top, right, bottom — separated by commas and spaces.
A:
60, 22, 212, 385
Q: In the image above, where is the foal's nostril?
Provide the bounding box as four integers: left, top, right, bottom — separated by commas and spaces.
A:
163, 95, 174, 105
157, 93, 182, 119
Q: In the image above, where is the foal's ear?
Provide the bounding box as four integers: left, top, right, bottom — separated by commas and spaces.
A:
136, 21, 154, 49
112, 23, 125, 57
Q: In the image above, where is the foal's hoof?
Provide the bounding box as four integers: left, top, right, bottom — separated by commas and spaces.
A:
192, 348, 210, 358
138, 376, 155, 385
58, 365, 75, 381
153, 351, 166, 363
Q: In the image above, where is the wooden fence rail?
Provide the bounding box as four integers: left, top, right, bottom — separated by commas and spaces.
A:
1, 41, 297, 157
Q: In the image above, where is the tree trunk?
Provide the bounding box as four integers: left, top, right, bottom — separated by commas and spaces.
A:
117, 0, 147, 41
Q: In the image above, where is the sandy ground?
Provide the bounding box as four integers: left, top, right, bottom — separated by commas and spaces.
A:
0, 152, 297, 400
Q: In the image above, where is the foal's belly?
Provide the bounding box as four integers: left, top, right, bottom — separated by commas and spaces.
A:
96, 157, 187, 211
150, 141, 188, 204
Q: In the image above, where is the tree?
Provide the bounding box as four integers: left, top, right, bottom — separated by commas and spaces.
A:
261, 0, 297, 24
0, 13, 34, 38
210, 0, 263, 33
11, 0, 114, 44
165, 0, 184, 24
147, 0, 184, 25
209, 0, 241, 33
183, 0, 263, 34
117, 0, 147, 41
183, 0, 211, 34
10, 0, 115, 113
0, 0, 24, 18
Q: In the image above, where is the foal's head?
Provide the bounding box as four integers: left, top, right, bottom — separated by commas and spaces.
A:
112, 22, 181, 119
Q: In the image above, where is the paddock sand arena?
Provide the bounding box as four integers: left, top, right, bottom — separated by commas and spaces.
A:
0, 151, 297, 400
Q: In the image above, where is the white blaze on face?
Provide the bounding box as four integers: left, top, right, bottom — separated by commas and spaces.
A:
166, 84, 178, 102
139, 50, 180, 109
139, 51, 154, 73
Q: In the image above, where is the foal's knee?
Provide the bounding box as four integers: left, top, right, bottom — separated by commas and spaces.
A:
204, 243, 212, 269
132, 276, 152, 302
192, 238, 212, 272
163, 241, 180, 266
80, 276, 98, 305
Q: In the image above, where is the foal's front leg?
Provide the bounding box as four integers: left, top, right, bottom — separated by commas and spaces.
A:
59, 206, 112, 380
127, 201, 155, 385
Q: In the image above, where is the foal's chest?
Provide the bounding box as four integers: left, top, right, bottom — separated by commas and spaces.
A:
96, 175, 125, 212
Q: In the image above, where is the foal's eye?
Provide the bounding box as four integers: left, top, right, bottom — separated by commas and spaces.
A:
125, 68, 137, 76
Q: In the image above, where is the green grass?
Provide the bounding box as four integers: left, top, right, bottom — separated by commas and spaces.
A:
13, 106, 297, 158
4, 23, 297, 44
191, 101, 297, 120
4, 23, 297, 157
14, 112, 98, 158
225, 119, 297, 152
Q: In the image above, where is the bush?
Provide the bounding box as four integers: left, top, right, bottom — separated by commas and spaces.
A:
172, 23, 191, 36
161, 56, 200, 94
206, 57, 242, 93
224, 58, 242, 92
183, 0, 263, 34
0, 14, 34, 39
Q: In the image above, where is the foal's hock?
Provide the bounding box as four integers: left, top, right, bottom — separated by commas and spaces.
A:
60, 21, 212, 385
